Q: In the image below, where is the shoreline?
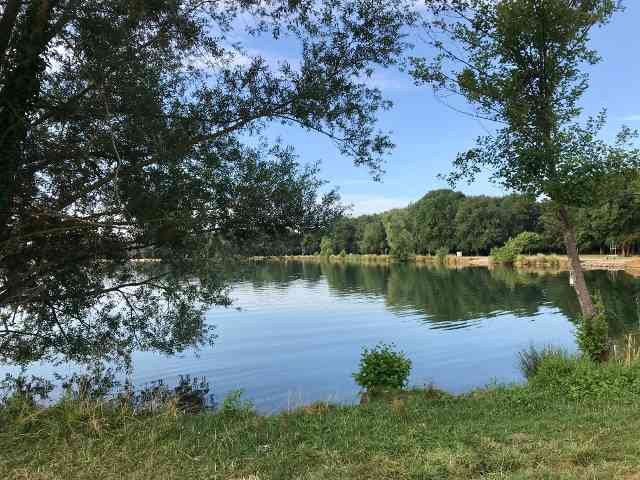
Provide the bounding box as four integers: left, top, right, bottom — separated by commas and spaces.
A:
252, 253, 640, 274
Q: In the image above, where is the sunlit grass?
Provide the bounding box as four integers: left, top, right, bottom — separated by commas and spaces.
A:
3, 373, 640, 479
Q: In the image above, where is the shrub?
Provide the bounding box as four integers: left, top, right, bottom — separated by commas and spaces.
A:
490, 243, 519, 263
491, 232, 543, 264
510, 231, 543, 255
529, 353, 640, 400
353, 343, 412, 392
435, 247, 449, 263
576, 293, 609, 362
219, 390, 254, 416
339, 249, 347, 258
518, 345, 569, 380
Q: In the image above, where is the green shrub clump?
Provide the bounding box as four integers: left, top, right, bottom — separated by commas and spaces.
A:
491, 231, 543, 263
576, 293, 609, 362
518, 345, 569, 380
528, 354, 640, 400
353, 343, 412, 392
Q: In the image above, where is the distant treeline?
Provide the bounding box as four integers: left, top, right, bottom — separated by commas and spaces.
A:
261, 188, 640, 258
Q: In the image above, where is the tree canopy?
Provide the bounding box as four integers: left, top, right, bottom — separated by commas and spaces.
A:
0, 0, 416, 365
410, 0, 640, 317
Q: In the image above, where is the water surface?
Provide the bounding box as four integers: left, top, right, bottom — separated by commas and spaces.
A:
9, 263, 640, 412
131, 263, 640, 412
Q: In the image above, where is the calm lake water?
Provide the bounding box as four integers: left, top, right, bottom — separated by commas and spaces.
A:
7, 262, 640, 412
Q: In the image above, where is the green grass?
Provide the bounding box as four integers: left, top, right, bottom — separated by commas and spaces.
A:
4, 380, 640, 480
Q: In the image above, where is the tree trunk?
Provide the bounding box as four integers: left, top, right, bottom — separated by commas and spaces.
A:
558, 206, 595, 318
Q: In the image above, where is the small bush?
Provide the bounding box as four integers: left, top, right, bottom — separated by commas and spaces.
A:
490, 244, 519, 264
491, 232, 543, 264
510, 231, 543, 255
576, 293, 609, 362
339, 249, 347, 258
219, 390, 254, 416
518, 345, 568, 380
353, 343, 412, 392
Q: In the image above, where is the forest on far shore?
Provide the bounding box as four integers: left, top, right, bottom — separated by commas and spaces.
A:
263, 186, 640, 258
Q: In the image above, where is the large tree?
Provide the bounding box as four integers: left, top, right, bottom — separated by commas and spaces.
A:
0, 0, 416, 365
409, 189, 465, 254
412, 0, 639, 317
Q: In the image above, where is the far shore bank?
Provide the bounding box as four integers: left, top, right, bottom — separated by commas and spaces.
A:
252, 253, 640, 274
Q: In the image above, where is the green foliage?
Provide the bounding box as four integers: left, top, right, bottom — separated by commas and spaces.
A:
353, 343, 412, 391
338, 249, 348, 259
0, 0, 415, 365
320, 237, 335, 257
576, 293, 610, 362
319, 185, 640, 260
389, 229, 414, 261
490, 244, 518, 264
333, 219, 359, 254
491, 232, 543, 263
435, 247, 449, 263
359, 219, 388, 254
219, 390, 254, 417
413, 0, 640, 319
301, 234, 321, 256
414, 0, 635, 205
529, 353, 640, 401
510, 232, 543, 255
8, 363, 640, 478
383, 210, 415, 261
518, 345, 569, 380
410, 190, 465, 254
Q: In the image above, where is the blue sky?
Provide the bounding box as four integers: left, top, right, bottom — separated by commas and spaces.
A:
246, 2, 640, 215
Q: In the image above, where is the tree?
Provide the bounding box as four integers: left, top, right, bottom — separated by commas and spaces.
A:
0, 0, 416, 365
409, 189, 465, 254
390, 229, 415, 261
320, 236, 335, 257
359, 218, 388, 254
383, 210, 414, 261
332, 218, 359, 254
412, 0, 639, 318
301, 234, 321, 256
579, 174, 640, 256
454, 196, 503, 255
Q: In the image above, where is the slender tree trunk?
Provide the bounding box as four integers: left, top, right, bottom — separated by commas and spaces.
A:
558, 206, 595, 318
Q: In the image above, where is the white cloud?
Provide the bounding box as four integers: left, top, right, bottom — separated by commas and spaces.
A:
340, 193, 411, 216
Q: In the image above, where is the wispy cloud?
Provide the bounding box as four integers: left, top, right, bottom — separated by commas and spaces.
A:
340, 193, 411, 216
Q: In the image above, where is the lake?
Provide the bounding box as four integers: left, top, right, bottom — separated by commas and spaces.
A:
7, 262, 640, 412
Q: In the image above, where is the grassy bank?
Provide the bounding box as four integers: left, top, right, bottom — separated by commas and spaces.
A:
4, 357, 640, 479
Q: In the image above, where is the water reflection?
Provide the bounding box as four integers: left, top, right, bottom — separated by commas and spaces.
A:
243, 261, 640, 337
5, 261, 640, 412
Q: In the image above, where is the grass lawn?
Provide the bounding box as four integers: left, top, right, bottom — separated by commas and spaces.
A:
3, 383, 640, 479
